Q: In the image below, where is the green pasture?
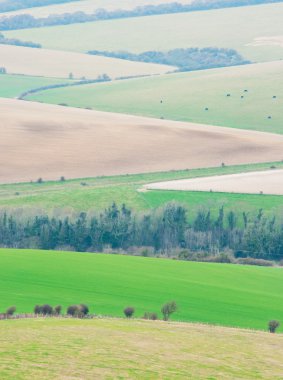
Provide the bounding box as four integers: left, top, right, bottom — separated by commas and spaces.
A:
0, 249, 283, 331
27, 62, 283, 134
5, 3, 283, 62
1, 162, 283, 215
0, 74, 67, 98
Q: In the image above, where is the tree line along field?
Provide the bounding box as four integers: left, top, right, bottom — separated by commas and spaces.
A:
1, 319, 282, 380
0, 0, 194, 18
0, 45, 174, 80
0, 249, 282, 331
1, 162, 283, 217
5, 2, 283, 63
27, 61, 283, 134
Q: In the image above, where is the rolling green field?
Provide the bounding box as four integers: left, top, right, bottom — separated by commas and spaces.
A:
0, 74, 68, 98
5, 3, 283, 62
1, 318, 282, 380
27, 61, 283, 134
0, 249, 283, 331
1, 162, 283, 215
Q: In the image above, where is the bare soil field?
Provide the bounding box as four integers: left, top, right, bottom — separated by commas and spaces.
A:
145, 169, 283, 195
0, 45, 174, 80
1, 0, 193, 18
1, 98, 283, 184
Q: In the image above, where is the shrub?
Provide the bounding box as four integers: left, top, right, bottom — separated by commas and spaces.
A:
67, 304, 89, 317
37, 178, 43, 184
67, 305, 78, 316
161, 301, 177, 321
41, 304, 53, 316
124, 307, 135, 318
79, 304, 89, 316
6, 306, 16, 316
54, 305, 62, 315
268, 320, 280, 333
143, 312, 158, 320
34, 305, 41, 314
236, 258, 274, 267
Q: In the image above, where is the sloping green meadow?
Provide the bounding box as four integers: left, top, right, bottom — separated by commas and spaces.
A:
0, 249, 282, 331
27, 61, 283, 134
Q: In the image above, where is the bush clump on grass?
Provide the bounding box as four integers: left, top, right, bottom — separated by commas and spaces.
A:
236, 258, 274, 266
34, 304, 53, 316
268, 320, 280, 333
124, 307, 135, 318
161, 301, 177, 321
67, 304, 89, 317
143, 312, 158, 320
6, 306, 16, 316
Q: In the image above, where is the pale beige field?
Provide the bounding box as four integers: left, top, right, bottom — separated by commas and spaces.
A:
0, 45, 174, 80
1, 98, 283, 184
0, 318, 282, 380
0, 0, 193, 18
145, 169, 283, 195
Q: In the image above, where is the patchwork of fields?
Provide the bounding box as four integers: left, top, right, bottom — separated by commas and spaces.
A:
28, 60, 283, 134
0, 44, 174, 80
1, 318, 282, 379
5, 3, 283, 62
0, 0, 194, 17
0, 249, 282, 330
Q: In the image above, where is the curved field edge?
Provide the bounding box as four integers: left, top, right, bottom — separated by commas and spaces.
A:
26, 61, 283, 134
0, 319, 282, 380
1, 161, 283, 214
0, 249, 282, 331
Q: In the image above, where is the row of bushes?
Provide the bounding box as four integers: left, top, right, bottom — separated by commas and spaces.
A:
1, 303, 280, 332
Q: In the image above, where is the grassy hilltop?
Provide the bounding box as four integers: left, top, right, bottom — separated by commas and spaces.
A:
0, 318, 282, 379
0, 249, 282, 331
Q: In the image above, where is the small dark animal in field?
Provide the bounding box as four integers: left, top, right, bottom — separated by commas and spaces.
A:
244, 89, 248, 92
268, 116, 272, 119
241, 96, 244, 99
160, 100, 163, 103
205, 107, 209, 111
273, 96, 277, 99
226, 93, 231, 97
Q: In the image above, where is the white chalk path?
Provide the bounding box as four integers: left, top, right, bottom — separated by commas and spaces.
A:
144, 169, 283, 195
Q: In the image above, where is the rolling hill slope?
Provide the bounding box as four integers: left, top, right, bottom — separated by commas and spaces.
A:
0, 45, 174, 80
0, 249, 282, 330
2, 98, 283, 184
5, 2, 283, 62
27, 61, 283, 134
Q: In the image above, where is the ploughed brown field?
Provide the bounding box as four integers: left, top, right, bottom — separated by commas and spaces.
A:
1, 98, 283, 184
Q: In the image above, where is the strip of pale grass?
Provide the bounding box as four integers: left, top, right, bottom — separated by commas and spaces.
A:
0, 318, 282, 379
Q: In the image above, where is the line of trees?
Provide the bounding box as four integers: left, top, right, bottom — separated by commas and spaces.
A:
0, 0, 72, 13
0, 202, 283, 262
0, 31, 41, 48
0, 0, 282, 30
88, 47, 250, 72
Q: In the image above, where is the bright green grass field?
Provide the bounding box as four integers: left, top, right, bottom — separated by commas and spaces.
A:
1, 249, 283, 331
28, 62, 283, 134
5, 3, 283, 62
0, 74, 68, 98
1, 162, 283, 215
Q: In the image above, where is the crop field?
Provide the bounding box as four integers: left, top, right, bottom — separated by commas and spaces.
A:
146, 169, 283, 196
0, 74, 67, 98
0, 249, 283, 331
0, 0, 193, 18
28, 61, 283, 134
5, 3, 283, 62
2, 98, 283, 184
1, 319, 282, 380
0, 45, 174, 80
1, 161, 283, 215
